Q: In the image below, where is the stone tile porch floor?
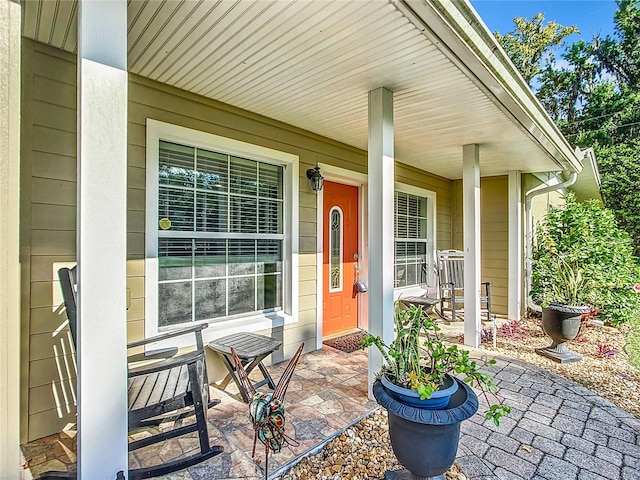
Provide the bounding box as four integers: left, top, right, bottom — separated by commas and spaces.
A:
22, 331, 640, 480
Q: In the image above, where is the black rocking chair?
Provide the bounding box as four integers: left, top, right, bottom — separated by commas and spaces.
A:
38, 266, 223, 479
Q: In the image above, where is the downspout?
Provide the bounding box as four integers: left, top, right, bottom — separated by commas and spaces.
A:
524, 172, 578, 312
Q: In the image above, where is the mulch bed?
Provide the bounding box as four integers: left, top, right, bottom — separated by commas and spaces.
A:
323, 331, 366, 354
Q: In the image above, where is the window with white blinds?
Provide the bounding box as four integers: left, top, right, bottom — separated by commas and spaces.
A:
156, 140, 284, 327
394, 191, 428, 288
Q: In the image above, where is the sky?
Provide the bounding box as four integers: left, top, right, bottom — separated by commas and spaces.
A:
470, 1, 619, 43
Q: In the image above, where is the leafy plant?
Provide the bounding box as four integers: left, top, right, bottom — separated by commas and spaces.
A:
542, 256, 594, 307
531, 192, 640, 324
360, 304, 510, 425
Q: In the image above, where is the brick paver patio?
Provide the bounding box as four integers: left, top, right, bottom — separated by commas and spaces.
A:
22, 342, 640, 480
458, 352, 640, 480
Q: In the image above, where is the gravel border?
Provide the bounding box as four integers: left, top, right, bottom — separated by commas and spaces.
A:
274, 410, 468, 480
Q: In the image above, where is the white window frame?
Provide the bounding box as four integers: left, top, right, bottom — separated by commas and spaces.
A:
145, 119, 299, 346
393, 182, 437, 298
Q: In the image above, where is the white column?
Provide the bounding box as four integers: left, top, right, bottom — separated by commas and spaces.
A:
463, 144, 481, 347
77, 1, 128, 477
0, 0, 21, 475
508, 170, 522, 320
367, 88, 395, 397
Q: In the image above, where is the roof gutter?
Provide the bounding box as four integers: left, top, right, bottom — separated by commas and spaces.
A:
524, 172, 578, 312
393, 0, 583, 174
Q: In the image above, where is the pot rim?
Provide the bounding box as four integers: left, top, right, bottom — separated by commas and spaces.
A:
545, 303, 592, 314
381, 372, 457, 398
373, 377, 478, 425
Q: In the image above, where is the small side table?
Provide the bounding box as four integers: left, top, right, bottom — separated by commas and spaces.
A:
399, 296, 439, 314
207, 332, 283, 403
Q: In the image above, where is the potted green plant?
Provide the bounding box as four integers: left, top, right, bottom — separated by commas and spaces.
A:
360, 303, 509, 479
531, 255, 595, 363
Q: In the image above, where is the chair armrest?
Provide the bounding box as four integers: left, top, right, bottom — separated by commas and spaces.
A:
128, 349, 204, 377
127, 323, 209, 349
127, 347, 179, 363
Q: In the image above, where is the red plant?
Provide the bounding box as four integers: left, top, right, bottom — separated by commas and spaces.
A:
455, 328, 493, 344
497, 319, 528, 339
596, 342, 618, 359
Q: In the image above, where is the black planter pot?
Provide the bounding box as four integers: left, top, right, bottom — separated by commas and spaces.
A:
373, 377, 478, 480
536, 303, 591, 363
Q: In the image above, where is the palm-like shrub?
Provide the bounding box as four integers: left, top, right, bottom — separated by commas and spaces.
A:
531, 193, 640, 324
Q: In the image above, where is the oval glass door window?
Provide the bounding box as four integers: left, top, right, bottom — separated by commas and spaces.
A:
330, 207, 343, 291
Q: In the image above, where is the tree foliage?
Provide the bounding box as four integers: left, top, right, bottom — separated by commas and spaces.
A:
495, 0, 640, 255
494, 13, 578, 85
593, 0, 640, 90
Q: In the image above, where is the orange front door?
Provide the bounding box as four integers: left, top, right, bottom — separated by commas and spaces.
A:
323, 181, 359, 337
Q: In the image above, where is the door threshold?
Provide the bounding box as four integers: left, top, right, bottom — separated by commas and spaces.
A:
322, 328, 362, 341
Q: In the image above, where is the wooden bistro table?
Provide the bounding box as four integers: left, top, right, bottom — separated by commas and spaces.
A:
207, 332, 283, 403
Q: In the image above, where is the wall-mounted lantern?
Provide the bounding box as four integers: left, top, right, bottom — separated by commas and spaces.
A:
306, 165, 324, 193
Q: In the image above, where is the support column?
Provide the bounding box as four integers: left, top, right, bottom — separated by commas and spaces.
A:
0, 0, 21, 475
367, 87, 395, 397
77, 0, 128, 477
508, 170, 522, 320
463, 144, 481, 347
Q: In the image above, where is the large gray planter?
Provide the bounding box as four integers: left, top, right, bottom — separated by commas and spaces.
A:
536, 303, 591, 363
373, 377, 478, 480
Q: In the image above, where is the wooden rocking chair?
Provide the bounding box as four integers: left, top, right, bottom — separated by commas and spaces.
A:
436, 250, 493, 323
38, 266, 223, 479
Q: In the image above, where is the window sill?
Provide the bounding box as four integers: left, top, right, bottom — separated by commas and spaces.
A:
202, 311, 295, 344
146, 312, 296, 351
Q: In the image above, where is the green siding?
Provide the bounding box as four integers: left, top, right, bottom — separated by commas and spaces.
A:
20, 40, 455, 441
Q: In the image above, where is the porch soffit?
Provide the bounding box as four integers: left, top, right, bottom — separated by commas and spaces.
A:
22, 0, 571, 180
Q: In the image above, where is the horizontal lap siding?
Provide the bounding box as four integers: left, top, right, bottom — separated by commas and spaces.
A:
451, 176, 509, 315
128, 75, 454, 351
23, 41, 455, 440
21, 39, 78, 441
481, 176, 509, 315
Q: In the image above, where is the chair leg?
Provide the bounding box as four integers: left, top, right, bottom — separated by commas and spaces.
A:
188, 360, 211, 454
451, 296, 456, 321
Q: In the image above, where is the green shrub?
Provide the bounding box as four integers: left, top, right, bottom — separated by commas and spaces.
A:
531, 192, 640, 325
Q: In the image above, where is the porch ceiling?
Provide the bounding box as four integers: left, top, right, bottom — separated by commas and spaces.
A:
22, 0, 582, 180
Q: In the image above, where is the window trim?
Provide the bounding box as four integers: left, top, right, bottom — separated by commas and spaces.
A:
393, 182, 437, 295
145, 119, 299, 345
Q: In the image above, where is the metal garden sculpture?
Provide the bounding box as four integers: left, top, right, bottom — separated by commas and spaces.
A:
230, 342, 304, 478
